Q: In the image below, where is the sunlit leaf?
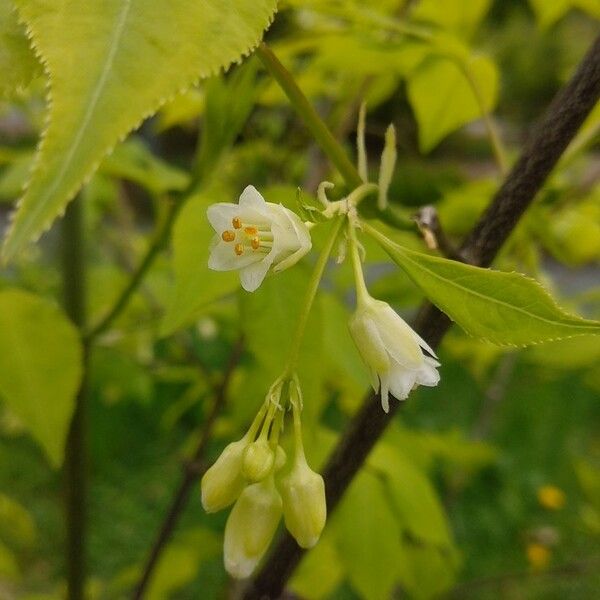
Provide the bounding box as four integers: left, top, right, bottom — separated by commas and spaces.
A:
407, 52, 498, 152
0, 2, 39, 97
3, 0, 277, 261
161, 194, 238, 336
333, 471, 405, 600
411, 0, 491, 39
0, 493, 36, 549
0, 289, 82, 467
367, 225, 600, 346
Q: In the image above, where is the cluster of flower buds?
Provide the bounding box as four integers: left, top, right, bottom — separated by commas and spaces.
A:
201, 378, 326, 579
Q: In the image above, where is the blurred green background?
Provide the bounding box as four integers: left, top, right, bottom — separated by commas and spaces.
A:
0, 0, 599, 598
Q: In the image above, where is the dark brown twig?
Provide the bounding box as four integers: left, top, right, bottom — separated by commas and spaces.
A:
242, 33, 600, 600
132, 337, 244, 599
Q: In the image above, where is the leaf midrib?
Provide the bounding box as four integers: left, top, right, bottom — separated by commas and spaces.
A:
17, 0, 133, 238
394, 245, 597, 332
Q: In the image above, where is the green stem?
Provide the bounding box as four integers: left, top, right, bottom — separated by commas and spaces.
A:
61, 196, 88, 600
347, 220, 370, 306
458, 63, 509, 176
85, 198, 183, 342
256, 43, 363, 189
283, 217, 344, 376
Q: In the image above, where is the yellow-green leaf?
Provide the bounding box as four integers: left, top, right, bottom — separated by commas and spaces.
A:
3, 0, 277, 261
0, 1, 39, 97
0, 289, 82, 467
407, 52, 498, 152
161, 194, 238, 336
366, 224, 600, 346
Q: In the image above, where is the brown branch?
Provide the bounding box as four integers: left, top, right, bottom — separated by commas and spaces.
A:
132, 337, 244, 599
242, 33, 600, 600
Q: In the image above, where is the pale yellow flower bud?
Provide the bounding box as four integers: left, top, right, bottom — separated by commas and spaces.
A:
274, 445, 287, 472
224, 477, 282, 578
280, 455, 327, 549
242, 439, 275, 483
201, 438, 247, 513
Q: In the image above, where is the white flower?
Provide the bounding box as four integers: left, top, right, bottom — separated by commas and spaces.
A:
207, 186, 312, 292
349, 295, 440, 412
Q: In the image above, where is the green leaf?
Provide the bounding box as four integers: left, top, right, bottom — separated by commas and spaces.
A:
3, 0, 277, 261
366, 224, 600, 346
240, 265, 326, 429
161, 194, 238, 336
0, 289, 82, 466
0, 493, 37, 550
369, 443, 453, 547
407, 52, 498, 152
411, 0, 491, 39
290, 533, 344, 600
100, 137, 190, 195
0, 2, 39, 97
333, 471, 405, 600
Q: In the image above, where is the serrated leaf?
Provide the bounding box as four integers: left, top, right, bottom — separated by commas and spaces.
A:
407, 52, 498, 152
0, 1, 39, 97
160, 194, 238, 336
3, 0, 277, 261
0, 289, 83, 467
366, 224, 600, 346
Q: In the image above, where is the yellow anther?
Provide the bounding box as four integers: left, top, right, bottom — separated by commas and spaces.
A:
251, 237, 260, 250
244, 226, 258, 235
234, 243, 244, 256
232, 217, 242, 229
222, 230, 236, 242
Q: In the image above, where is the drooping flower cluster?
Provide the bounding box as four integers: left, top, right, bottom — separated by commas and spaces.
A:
203, 109, 443, 576
201, 380, 326, 579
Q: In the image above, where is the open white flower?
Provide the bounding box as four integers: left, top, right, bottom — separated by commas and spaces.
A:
207, 186, 312, 292
349, 295, 440, 412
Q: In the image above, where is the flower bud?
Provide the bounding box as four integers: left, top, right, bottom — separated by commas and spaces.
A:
280, 456, 326, 549
224, 477, 282, 578
201, 438, 247, 513
274, 445, 287, 472
242, 439, 274, 483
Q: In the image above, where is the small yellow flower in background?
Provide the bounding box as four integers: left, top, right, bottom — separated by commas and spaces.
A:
526, 542, 551, 571
537, 485, 566, 510
207, 185, 312, 292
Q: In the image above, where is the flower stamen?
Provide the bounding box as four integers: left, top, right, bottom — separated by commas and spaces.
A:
234, 243, 245, 256
222, 230, 236, 242
232, 217, 242, 229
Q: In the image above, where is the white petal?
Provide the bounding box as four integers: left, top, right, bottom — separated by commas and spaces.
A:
379, 373, 390, 412
412, 331, 438, 359
209, 240, 263, 271
388, 362, 418, 400
239, 185, 267, 211
239, 258, 273, 292
415, 356, 440, 387
207, 203, 239, 233
349, 312, 391, 374
372, 303, 422, 369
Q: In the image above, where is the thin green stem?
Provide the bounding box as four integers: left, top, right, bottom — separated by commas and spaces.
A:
61, 196, 88, 600
458, 63, 509, 176
347, 220, 370, 306
85, 198, 183, 342
256, 43, 363, 189
283, 217, 344, 376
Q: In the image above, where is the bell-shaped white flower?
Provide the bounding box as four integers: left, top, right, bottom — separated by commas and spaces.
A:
207, 186, 312, 292
349, 295, 440, 412
223, 476, 282, 578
